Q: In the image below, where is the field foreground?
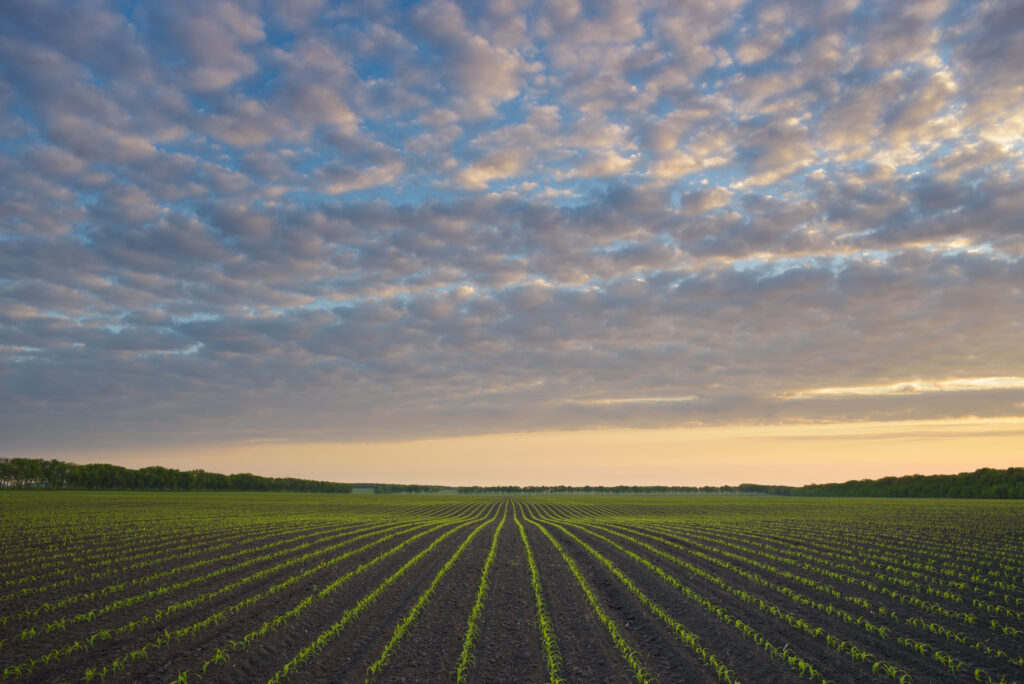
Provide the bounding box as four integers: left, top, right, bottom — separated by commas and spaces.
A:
1, 492, 1023, 683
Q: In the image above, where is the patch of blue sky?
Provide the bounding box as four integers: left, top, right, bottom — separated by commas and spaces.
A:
10, 346, 44, 363
826, 250, 897, 275
730, 249, 896, 279
702, 165, 759, 193
138, 342, 201, 358
0, 110, 42, 151
3, 0, 1022, 450
170, 312, 221, 325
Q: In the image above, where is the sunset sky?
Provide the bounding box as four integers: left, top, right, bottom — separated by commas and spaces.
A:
2, 0, 1023, 485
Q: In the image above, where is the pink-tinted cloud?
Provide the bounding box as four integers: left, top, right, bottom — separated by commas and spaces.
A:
1, 0, 1023, 455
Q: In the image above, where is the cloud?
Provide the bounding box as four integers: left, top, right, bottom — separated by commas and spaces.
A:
409, 0, 527, 118
785, 377, 1024, 399
455, 147, 529, 188
320, 159, 405, 195
735, 117, 816, 186
564, 150, 637, 179
147, 0, 265, 92
2, 0, 1024, 452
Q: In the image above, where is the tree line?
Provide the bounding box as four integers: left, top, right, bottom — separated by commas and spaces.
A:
3, 459, 1020, 498
456, 485, 740, 494
788, 467, 1024, 499
370, 483, 447, 494
0, 458, 353, 493
456, 468, 1024, 498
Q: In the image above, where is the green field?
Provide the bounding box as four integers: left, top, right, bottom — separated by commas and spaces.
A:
2, 491, 1023, 682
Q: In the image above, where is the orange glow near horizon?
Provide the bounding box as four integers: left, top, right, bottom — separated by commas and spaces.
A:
19, 418, 1024, 488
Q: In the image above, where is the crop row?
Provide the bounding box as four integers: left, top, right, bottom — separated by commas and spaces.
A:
521, 500, 1023, 684
3, 493, 1022, 683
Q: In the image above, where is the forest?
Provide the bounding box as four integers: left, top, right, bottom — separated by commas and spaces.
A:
792, 467, 1024, 499
459, 468, 1024, 499
0, 458, 352, 493
2, 458, 1022, 498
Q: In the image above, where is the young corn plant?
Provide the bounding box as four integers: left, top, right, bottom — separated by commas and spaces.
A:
266, 515, 492, 684
453, 504, 507, 683
514, 504, 565, 684
365, 514, 497, 681
525, 514, 654, 684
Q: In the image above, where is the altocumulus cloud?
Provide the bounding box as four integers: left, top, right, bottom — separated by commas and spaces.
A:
1, 0, 1023, 451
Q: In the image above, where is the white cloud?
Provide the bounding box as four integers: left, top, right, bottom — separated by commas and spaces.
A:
321, 160, 405, 195
455, 147, 529, 188
3, 0, 1024, 451
786, 377, 1024, 399
566, 395, 699, 405
411, 0, 526, 118
561, 150, 637, 179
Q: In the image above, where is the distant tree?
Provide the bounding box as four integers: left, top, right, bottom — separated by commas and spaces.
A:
0, 458, 352, 493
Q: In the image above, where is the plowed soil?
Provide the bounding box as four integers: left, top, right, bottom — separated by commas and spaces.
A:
4, 494, 1023, 684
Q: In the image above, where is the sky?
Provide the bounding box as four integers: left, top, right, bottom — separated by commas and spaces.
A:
1, 0, 1023, 485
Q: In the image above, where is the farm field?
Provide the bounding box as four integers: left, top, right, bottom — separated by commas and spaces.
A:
1, 492, 1023, 683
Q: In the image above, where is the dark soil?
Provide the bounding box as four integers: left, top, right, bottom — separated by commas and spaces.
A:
598, 521, 1010, 684
0, 521, 343, 619
158, 521, 462, 683
469, 512, 547, 684
538, 518, 792, 684
6, 499, 1021, 684
294, 517, 497, 683
368, 515, 499, 683
519, 509, 634, 683
6, 522, 423, 683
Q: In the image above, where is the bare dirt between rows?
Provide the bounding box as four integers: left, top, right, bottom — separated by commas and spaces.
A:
0, 521, 342, 622
368, 516, 499, 683
687, 522, 1024, 625
606, 522, 1009, 683
520, 511, 634, 683
185, 513, 499, 683
4, 524, 421, 683
567, 521, 846, 684
532, 515, 741, 684
151, 522, 461, 684
468, 513, 547, 684
296, 518, 494, 683
6, 498, 1022, 684
686, 525, 1024, 671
